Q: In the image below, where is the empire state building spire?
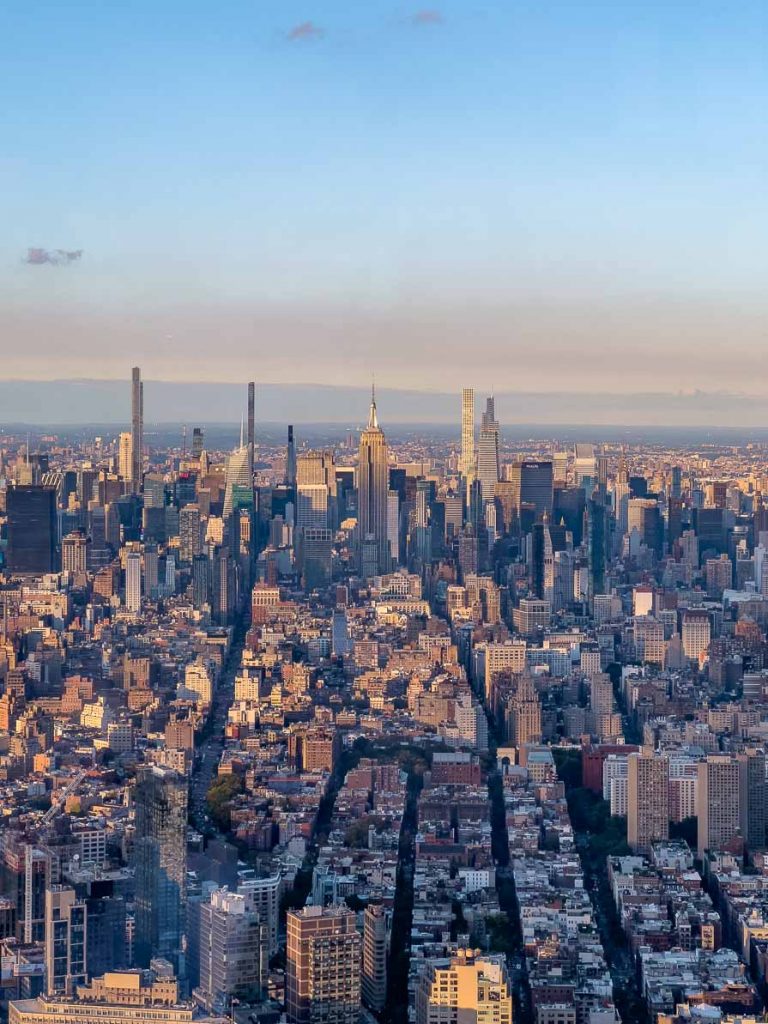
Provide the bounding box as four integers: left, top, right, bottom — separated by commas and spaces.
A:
368, 379, 379, 430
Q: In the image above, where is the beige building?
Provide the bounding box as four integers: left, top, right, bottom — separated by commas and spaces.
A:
286, 906, 361, 1024
415, 949, 513, 1024
627, 751, 669, 852
10, 971, 225, 1024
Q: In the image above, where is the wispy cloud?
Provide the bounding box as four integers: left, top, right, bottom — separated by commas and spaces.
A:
409, 9, 444, 27
287, 21, 324, 42
24, 248, 82, 266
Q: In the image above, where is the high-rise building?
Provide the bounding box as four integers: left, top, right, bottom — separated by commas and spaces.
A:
296, 484, 329, 530
118, 431, 133, 481
477, 396, 500, 503
196, 889, 268, 1013
507, 461, 554, 521
247, 381, 255, 475
285, 425, 297, 489
682, 610, 711, 662
505, 673, 542, 749
738, 748, 766, 852
125, 551, 142, 613
179, 504, 202, 563
698, 755, 741, 857
61, 531, 89, 574
7, 485, 58, 574
222, 443, 251, 519
286, 906, 361, 1024
358, 389, 389, 576
45, 885, 87, 996
460, 388, 475, 485
131, 366, 143, 492
415, 949, 512, 1024
628, 497, 663, 556
192, 426, 204, 459
627, 751, 669, 852
362, 903, 388, 1013
133, 766, 188, 974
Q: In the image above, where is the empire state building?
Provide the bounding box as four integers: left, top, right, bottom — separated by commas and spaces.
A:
358, 388, 390, 576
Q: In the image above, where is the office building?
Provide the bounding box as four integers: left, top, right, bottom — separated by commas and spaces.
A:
628, 498, 663, 557
45, 886, 87, 996
62, 531, 89, 574
296, 484, 329, 530
698, 755, 741, 857
415, 950, 512, 1024
627, 751, 669, 852
134, 767, 188, 973
131, 366, 143, 492
286, 906, 361, 1024
477, 396, 500, 503
507, 461, 553, 521
6, 486, 58, 573
358, 390, 389, 575
222, 443, 251, 520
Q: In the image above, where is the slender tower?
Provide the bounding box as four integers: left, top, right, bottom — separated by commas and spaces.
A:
131, 366, 143, 492
247, 381, 255, 474
460, 388, 475, 485
477, 395, 500, 503
358, 386, 389, 576
285, 425, 297, 489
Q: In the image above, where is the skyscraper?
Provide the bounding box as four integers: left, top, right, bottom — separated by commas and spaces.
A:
133, 766, 188, 974
460, 388, 475, 486
285, 425, 297, 489
358, 388, 389, 575
507, 460, 554, 521
477, 395, 500, 503
125, 551, 142, 613
223, 442, 252, 519
6, 485, 58, 573
247, 380, 255, 475
286, 906, 361, 1024
131, 366, 143, 492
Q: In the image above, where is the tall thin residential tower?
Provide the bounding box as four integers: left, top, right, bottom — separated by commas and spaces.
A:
460, 387, 475, 491
131, 366, 143, 492
247, 381, 255, 475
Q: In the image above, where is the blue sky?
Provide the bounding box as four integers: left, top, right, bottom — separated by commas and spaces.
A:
1, 0, 767, 398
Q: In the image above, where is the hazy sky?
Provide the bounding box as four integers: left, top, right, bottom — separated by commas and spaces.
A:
2, 0, 767, 396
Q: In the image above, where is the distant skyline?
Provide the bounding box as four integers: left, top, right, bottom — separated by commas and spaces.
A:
2, 1, 767, 391
3, 379, 768, 429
